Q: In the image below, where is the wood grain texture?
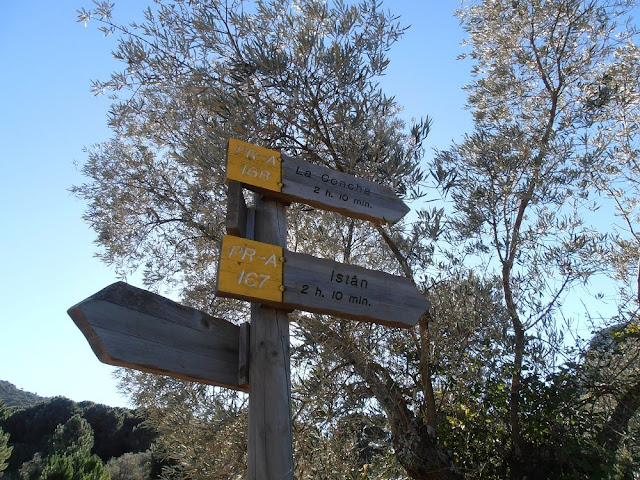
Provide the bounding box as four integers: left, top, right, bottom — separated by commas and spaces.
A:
216, 236, 430, 327
226, 180, 248, 238
226, 138, 282, 193
247, 195, 294, 480
283, 251, 429, 328
217, 235, 284, 303
280, 155, 409, 224
67, 282, 248, 392
238, 322, 250, 389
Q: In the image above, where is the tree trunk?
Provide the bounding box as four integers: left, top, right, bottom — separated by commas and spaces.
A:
598, 379, 640, 454
502, 262, 525, 479
508, 323, 525, 479
318, 325, 462, 480
419, 313, 438, 435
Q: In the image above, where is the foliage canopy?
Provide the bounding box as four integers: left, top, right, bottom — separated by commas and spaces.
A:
73, 0, 640, 479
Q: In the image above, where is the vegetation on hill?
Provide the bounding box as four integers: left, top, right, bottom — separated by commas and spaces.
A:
0, 382, 47, 409
0, 391, 159, 480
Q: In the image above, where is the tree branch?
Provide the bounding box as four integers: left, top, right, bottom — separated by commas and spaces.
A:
375, 224, 414, 281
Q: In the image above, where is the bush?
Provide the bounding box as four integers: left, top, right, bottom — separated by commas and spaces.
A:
105, 452, 152, 480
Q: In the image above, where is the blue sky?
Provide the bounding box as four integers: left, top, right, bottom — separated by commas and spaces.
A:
0, 1, 471, 408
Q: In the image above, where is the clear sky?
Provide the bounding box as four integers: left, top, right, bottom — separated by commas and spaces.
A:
0, 1, 471, 408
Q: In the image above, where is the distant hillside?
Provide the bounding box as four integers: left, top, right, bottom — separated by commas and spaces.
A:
1, 396, 157, 473
0, 380, 47, 408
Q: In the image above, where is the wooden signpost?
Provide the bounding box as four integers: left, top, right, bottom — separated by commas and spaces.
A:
67, 281, 249, 391
226, 137, 410, 224
246, 194, 292, 479
217, 234, 427, 328
68, 137, 430, 480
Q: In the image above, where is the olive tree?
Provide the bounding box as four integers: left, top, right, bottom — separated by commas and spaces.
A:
73, 1, 466, 479
431, 0, 640, 477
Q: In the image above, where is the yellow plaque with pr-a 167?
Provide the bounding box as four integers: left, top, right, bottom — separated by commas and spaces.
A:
217, 235, 284, 303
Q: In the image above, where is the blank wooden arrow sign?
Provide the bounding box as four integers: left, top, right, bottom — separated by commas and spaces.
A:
225, 138, 410, 224
217, 235, 429, 328
67, 282, 249, 391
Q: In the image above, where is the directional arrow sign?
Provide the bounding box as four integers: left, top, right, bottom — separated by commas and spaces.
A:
217, 235, 429, 328
225, 138, 410, 224
67, 282, 249, 391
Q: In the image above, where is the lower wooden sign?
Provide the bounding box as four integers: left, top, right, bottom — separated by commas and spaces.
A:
67, 282, 249, 391
282, 251, 428, 327
217, 235, 429, 328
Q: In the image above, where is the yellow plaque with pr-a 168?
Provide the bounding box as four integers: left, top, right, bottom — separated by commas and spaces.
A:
226, 138, 282, 193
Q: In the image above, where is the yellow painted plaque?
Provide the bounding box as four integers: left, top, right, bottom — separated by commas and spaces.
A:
217, 235, 284, 303
226, 138, 282, 193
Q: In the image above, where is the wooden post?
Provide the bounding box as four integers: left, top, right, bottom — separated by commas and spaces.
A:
247, 194, 294, 480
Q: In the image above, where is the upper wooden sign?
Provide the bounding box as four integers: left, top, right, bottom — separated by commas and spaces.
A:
217, 235, 429, 328
67, 282, 249, 391
226, 138, 410, 224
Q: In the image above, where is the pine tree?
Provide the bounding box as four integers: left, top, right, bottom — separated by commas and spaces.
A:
42, 415, 109, 480
0, 427, 13, 475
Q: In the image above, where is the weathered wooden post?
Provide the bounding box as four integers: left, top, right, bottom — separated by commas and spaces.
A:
247, 194, 294, 479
